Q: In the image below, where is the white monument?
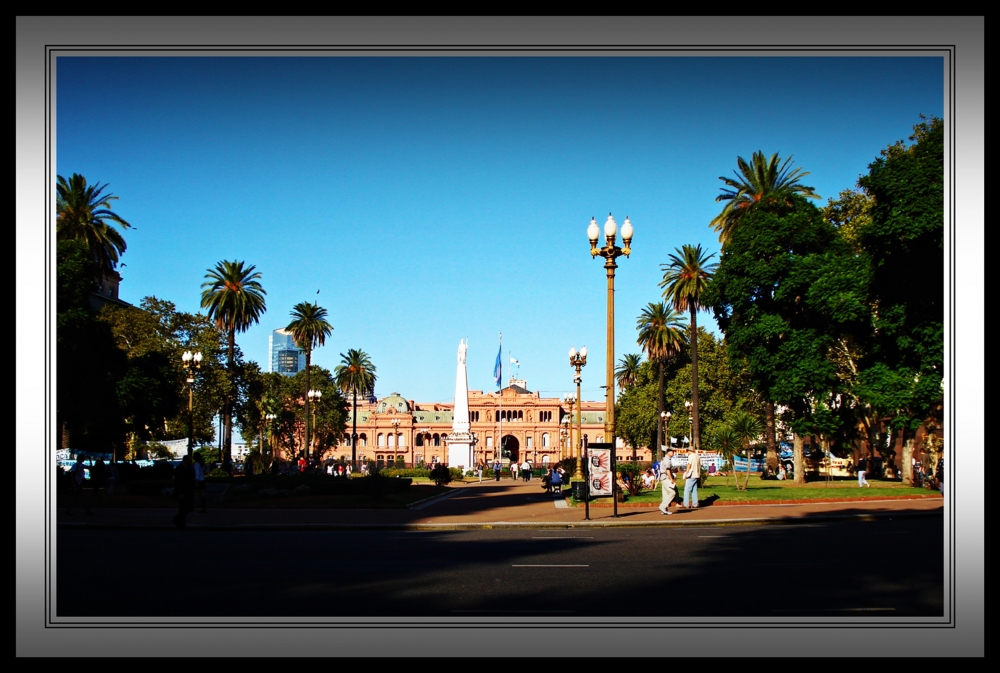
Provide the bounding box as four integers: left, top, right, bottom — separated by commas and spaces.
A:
446, 339, 474, 470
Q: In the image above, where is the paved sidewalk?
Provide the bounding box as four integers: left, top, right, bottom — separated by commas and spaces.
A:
55, 478, 944, 531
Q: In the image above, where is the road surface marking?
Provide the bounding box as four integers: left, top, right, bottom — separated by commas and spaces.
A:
512, 564, 589, 567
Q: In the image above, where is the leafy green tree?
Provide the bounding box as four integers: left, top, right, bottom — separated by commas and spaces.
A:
707, 424, 741, 487
660, 244, 717, 453
56, 173, 134, 276
855, 116, 944, 483
56, 238, 127, 455
615, 353, 642, 391
334, 348, 377, 468
615, 361, 659, 461
286, 301, 334, 462
709, 151, 820, 245
201, 261, 267, 467
636, 302, 687, 461
707, 196, 869, 484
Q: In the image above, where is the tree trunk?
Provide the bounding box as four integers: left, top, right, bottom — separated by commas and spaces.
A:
304, 349, 311, 464
689, 306, 701, 451
902, 435, 915, 486
793, 432, 806, 485
224, 330, 235, 469
351, 388, 358, 469
764, 401, 778, 471
656, 360, 665, 461
743, 444, 752, 491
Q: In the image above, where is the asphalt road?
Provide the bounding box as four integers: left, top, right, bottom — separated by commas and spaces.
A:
58, 515, 942, 619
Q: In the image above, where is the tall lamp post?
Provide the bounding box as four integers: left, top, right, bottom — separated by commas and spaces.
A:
391, 417, 401, 467
181, 351, 203, 457
587, 214, 633, 462
569, 347, 588, 481
307, 389, 322, 464
265, 413, 277, 463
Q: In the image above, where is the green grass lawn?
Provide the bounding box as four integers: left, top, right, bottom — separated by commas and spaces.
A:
572, 475, 940, 505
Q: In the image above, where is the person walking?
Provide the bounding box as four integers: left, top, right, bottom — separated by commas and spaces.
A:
510, 461, 518, 481
681, 450, 701, 508
476, 463, 483, 483
66, 455, 91, 515
193, 453, 208, 513
935, 452, 944, 495
173, 455, 196, 529
493, 460, 502, 481
857, 454, 871, 488
521, 459, 531, 482
658, 454, 677, 516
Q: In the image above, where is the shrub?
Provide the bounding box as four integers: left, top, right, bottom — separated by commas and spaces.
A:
207, 468, 231, 479
430, 464, 452, 486
449, 467, 465, 481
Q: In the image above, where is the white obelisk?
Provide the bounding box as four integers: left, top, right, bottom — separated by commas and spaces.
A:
446, 339, 473, 469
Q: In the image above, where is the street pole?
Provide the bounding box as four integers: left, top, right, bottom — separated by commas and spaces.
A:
588, 214, 632, 521
569, 347, 587, 482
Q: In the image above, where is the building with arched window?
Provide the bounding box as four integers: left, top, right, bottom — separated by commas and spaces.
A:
341, 380, 644, 468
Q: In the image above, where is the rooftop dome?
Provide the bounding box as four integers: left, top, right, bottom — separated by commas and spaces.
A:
376, 393, 410, 414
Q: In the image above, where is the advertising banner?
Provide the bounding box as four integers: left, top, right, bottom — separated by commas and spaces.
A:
587, 446, 613, 497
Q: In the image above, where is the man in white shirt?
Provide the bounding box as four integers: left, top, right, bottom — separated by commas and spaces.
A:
659, 449, 676, 515
681, 450, 701, 508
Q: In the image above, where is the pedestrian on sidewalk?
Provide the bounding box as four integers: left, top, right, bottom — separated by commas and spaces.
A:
173, 455, 196, 529
857, 455, 871, 488
510, 461, 518, 481
66, 455, 91, 515
681, 450, 701, 508
493, 460, 502, 481
193, 453, 208, 513
659, 450, 676, 515
476, 463, 483, 483
521, 460, 531, 482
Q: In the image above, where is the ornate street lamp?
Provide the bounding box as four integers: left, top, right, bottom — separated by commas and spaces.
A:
587, 213, 633, 462
569, 346, 588, 481
181, 351, 203, 457
660, 410, 672, 459
265, 413, 277, 462
307, 389, 322, 463
391, 417, 401, 468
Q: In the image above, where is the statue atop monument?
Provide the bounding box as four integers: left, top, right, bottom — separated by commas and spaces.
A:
446, 338, 473, 469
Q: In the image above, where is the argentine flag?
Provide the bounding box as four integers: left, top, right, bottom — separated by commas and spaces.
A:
493, 344, 502, 388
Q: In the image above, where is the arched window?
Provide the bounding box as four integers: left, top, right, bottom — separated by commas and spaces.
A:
388, 434, 395, 447
542, 454, 550, 466
526, 436, 533, 448
397, 433, 404, 447
359, 434, 367, 447
433, 434, 441, 447
416, 434, 424, 447
519, 410, 524, 421
486, 437, 493, 447
377, 433, 385, 447
542, 433, 549, 447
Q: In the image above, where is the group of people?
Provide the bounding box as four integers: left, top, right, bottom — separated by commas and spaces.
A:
64, 455, 122, 515
486, 459, 536, 482
657, 449, 702, 516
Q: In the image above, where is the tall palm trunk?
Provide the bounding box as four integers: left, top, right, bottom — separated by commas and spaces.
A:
351, 387, 358, 468
689, 306, 701, 451
224, 330, 235, 468
304, 348, 311, 464
656, 360, 665, 461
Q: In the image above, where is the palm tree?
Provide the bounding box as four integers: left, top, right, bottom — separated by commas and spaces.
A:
660, 244, 717, 456
334, 349, 377, 469
636, 302, 687, 462
56, 173, 134, 276
201, 261, 267, 467
615, 353, 642, 391
709, 425, 741, 488
286, 301, 334, 463
730, 410, 764, 491
709, 151, 820, 245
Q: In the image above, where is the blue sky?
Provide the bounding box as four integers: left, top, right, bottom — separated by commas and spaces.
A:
56, 55, 944, 405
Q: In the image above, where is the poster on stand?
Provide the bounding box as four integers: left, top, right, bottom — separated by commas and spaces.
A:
587, 446, 613, 497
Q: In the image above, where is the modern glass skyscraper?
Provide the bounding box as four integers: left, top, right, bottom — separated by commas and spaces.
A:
269, 328, 305, 376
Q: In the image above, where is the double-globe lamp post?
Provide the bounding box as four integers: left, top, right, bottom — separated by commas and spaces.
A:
587, 213, 633, 467
568, 346, 587, 481
307, 389, 322, 464
181, 351, 203, 457
660, 410, 672, 460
